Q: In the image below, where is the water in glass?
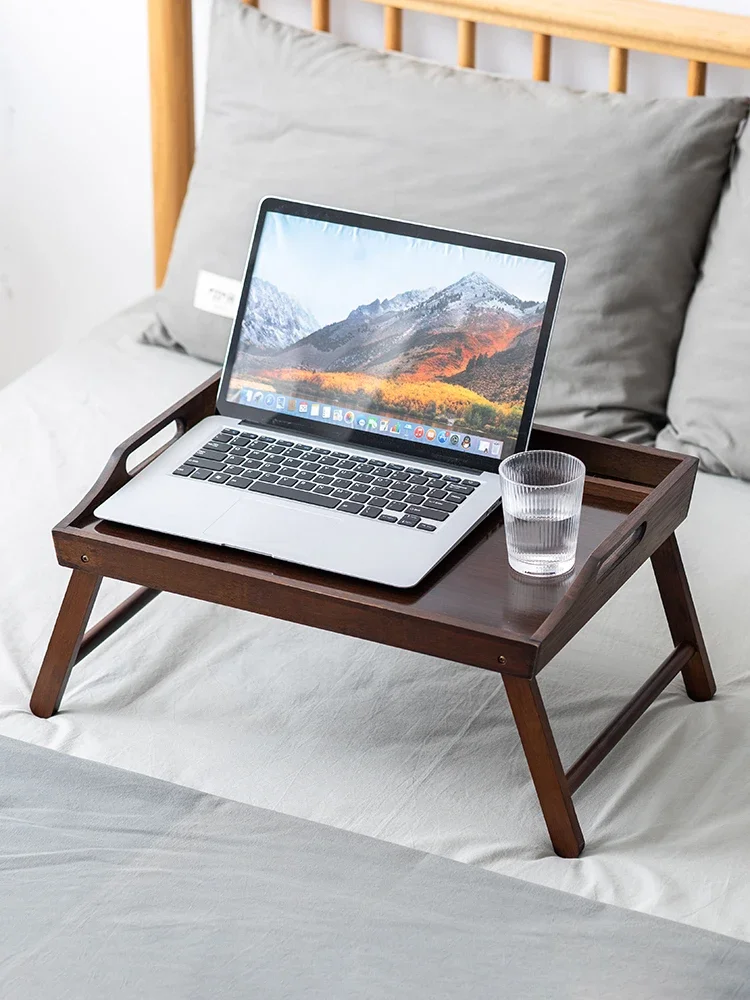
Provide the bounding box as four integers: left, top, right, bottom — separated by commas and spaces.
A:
499, 450, 586, 578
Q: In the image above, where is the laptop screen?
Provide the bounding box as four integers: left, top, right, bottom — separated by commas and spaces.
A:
220, 200, 564, 469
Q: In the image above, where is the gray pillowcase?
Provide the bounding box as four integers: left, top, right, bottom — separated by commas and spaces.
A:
657, 121, 750, 478
150, 0, 748, 442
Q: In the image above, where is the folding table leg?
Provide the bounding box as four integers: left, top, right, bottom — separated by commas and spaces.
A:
651, 533, 716, 702
30, 571, 102, 718
503, 674, 585, 858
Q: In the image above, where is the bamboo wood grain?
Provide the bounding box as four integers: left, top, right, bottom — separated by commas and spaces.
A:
457, 19, 476, 67
609, 46, 629, 92
687, 59, 707, 95
532, 33, 551, 81
530, 425, 682, 488
362, 0, 750, 68
651, 534, 716, 701
384, 6, 403, 50
312, 0, 330, 31
30, 571, 103, 718
503, 675, 585, 857
77, 587, 160, 663
56, 527, 539, 678
148, 0, 195, 289
565, 641, 694, 793
583, 476, 651, 513
30, 580, 160, 718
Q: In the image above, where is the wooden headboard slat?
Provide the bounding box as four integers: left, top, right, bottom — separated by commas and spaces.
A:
457, 19, 477, 69
364, 0, 750, 69
312, 0, 330, 32
609, 46, 629, 94
687, 59, 708, 97
531, 33, 551, 83
384, 6, 403, 50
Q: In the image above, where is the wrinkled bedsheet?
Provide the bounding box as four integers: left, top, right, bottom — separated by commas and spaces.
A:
1, 303, 750, 941
3, 732, 750, 999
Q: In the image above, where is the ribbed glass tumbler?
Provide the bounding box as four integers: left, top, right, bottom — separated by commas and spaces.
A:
499, 450, 586, 578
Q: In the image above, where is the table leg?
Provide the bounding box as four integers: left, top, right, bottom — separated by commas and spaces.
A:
503, 674, 585, 858
651, 533, 716, 702
30, 571, 102, 718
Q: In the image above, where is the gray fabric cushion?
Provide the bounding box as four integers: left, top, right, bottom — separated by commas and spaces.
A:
150, 0, 748, 442
657, 121, 750, 478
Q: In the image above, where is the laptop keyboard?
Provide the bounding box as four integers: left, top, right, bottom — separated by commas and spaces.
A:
171, 428, 481, 531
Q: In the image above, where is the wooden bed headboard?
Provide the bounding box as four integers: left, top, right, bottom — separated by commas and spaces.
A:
147, 0, 750, 287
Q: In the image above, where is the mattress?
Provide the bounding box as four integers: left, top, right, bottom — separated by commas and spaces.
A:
2, 302, 750, 941
3, 732, 750, 999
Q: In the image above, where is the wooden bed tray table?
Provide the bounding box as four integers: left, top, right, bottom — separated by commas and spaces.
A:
30, 373, 715, 858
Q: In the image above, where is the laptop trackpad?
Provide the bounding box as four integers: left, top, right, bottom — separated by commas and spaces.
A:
203, 495, 352, 563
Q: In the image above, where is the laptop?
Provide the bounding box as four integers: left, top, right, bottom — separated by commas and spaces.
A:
96, 198, 566, 588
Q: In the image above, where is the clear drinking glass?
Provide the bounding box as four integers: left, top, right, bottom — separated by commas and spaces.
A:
499, 450, 586, 578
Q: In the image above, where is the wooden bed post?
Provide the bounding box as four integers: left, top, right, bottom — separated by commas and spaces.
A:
148, 0, 196, 288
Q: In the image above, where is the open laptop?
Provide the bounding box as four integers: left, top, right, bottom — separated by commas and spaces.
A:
96, 198, 566, 588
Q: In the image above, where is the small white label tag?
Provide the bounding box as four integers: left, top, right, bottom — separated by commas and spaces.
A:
193, 270, 242, 319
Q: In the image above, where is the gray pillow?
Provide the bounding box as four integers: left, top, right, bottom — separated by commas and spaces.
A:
150, 0, 748, 442
657, 121, 750, 478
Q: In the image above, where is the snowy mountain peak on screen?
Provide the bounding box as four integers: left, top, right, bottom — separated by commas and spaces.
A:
430, 272, 537, 317
347, 287, 437, 321
241, 278, 318, 350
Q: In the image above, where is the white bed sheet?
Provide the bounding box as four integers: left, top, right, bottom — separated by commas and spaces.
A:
1, 304, 749, 941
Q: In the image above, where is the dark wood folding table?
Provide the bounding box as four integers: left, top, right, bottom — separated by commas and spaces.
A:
30, 374, 714, 857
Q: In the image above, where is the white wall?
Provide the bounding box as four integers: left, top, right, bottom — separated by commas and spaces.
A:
1, 0, 749, 388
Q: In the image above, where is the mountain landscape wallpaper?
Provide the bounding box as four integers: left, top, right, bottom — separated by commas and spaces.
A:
227, 213, 556, 446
